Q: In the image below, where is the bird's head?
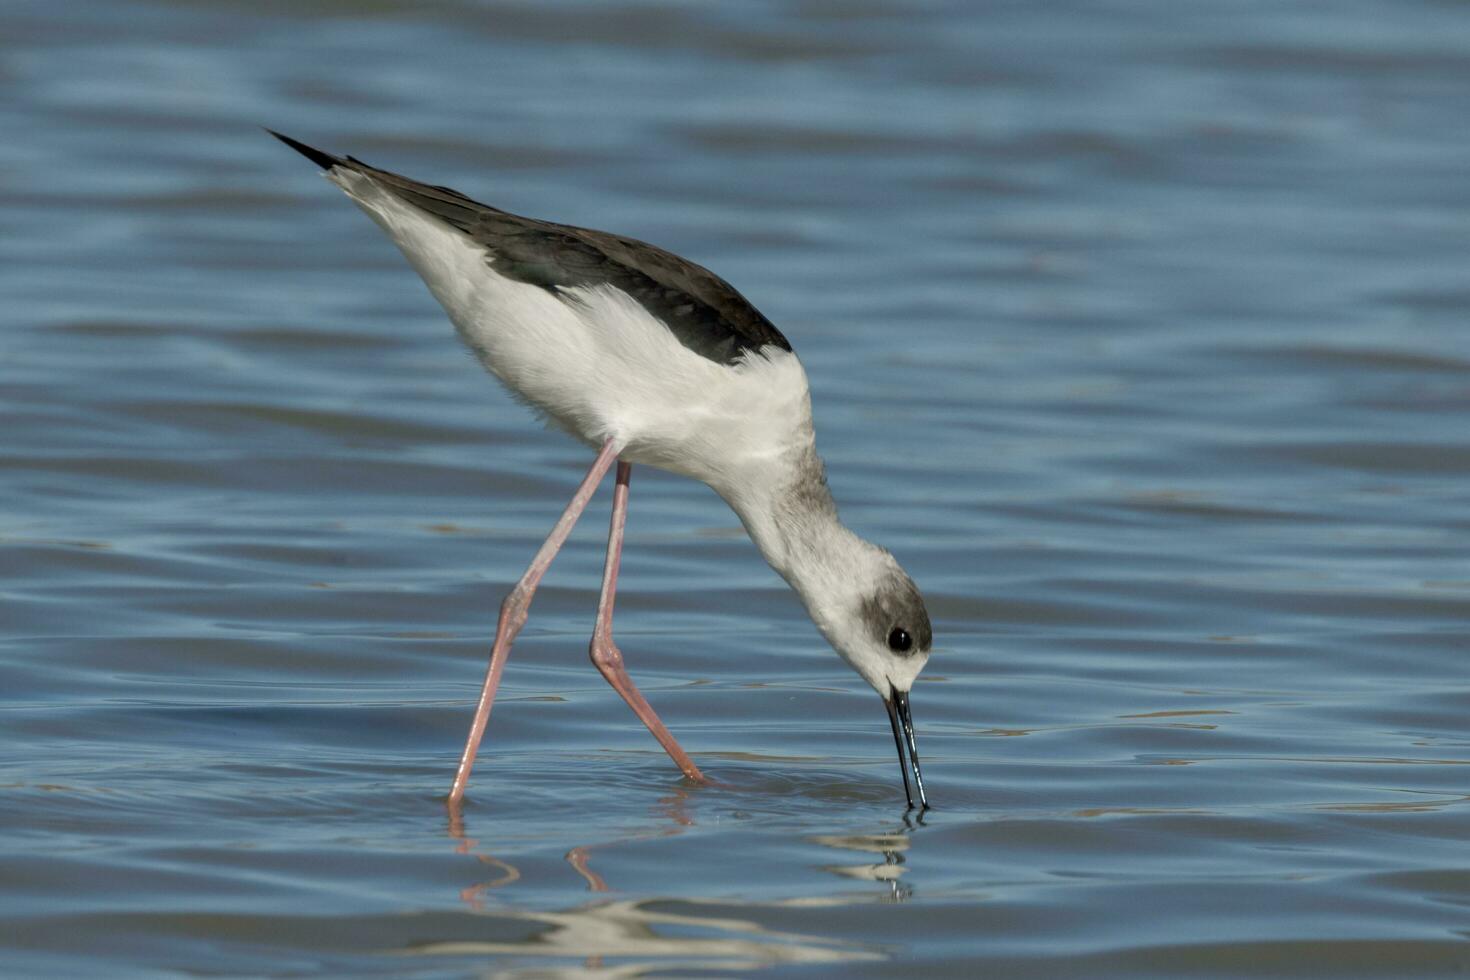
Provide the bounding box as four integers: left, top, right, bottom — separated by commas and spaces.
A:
799, 547, 933, 809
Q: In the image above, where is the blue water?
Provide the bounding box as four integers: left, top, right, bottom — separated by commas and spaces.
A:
4, 0, 1470, 975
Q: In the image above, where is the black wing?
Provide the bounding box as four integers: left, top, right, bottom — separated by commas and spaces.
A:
270, 131, 792, 365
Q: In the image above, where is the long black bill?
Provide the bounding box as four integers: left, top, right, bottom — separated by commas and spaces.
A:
885, 688, 930, 810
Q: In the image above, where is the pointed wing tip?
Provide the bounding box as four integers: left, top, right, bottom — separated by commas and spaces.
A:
265, 128, 347, 171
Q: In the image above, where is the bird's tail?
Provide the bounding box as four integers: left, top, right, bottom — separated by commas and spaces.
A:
264, 129, 350, 171
264, 129, 502, 236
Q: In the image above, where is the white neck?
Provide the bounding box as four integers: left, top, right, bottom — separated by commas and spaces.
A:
712, 444, 885, 637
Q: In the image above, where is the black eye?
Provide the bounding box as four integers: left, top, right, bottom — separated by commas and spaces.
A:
888, 627, 912, 653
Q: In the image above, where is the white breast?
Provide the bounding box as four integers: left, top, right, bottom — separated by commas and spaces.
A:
326, 170, 816, 488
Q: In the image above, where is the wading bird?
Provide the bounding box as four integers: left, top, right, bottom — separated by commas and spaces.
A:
271, 131, 933, 809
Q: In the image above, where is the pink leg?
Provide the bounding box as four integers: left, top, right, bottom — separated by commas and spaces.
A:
449, 439, 621, 804
589, 462, 706, 782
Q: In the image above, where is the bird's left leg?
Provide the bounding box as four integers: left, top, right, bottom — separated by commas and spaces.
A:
449, 439, 620, 805
589, 461, 706, 782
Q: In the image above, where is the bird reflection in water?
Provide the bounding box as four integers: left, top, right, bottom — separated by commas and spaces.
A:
447, 788, 695, 906
810, 825, 917, 903
447, 801, 522, 908
565, 787, 695, 893
438, 800, 911, 972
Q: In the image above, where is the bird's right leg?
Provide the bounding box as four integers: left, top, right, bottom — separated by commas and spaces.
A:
588, 461, 706, 782
449, 439, 620, 805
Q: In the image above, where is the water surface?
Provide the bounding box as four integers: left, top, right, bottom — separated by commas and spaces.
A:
4, 0, 1470, 975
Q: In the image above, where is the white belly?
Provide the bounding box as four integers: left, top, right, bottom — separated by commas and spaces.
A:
327, 170, 816, 487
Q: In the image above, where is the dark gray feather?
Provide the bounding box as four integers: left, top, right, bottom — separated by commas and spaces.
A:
860, 570, 933, 656
272, 132, 792, 365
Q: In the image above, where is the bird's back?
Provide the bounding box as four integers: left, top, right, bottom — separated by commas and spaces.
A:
312, 149, 813, 490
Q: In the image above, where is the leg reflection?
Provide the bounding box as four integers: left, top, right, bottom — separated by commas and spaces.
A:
447, 801, 522, 909
449, 787, 695, 903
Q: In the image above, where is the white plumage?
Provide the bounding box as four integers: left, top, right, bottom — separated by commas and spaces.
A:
335, 170, 812, 478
